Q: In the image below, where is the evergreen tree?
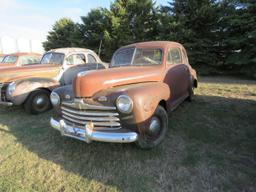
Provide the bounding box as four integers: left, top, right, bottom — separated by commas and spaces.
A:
79, 8, 112, 60
42, 0, 256, 78
220, 0, 256, 77
43, 18, 80, 50
165, 0, 219, 70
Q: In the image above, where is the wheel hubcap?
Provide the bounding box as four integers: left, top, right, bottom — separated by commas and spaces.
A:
34, 95, 48, 111
148, 116, 161, 136
36, 97, 44, 105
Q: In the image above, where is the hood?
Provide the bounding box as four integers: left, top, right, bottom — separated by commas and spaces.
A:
0, 64, 60, 83
75, 66, 164, 97
0, 63, 16, 69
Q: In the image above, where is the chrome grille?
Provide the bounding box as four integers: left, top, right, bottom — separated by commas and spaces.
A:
61, 99, 121, 130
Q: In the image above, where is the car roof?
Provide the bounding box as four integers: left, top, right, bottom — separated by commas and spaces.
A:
48, 47, 96, 55
120, 41, 183, 49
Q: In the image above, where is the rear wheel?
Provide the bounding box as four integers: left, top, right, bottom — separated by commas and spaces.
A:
136, 105, 168, 149
187, 85, 194, 102
24, 89, 52, 114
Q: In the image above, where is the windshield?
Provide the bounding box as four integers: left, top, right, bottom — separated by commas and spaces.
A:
2, 55, 18, 63
111, 47, 163, 67
40, 52, 64, 65
20, 55, 41, 65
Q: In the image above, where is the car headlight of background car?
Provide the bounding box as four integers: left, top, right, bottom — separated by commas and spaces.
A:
7, 82, 16, 96
50, 92, 60, 106
116, 95, 133, 114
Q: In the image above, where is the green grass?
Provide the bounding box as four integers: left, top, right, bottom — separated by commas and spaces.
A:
0, 76, 255, 192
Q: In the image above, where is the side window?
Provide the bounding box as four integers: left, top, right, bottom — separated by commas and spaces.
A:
20, 56, 40, 65
88, 54, 97, 63
182, 48, 189, 64
66, 54, 86, 65
167, 48, 182, 65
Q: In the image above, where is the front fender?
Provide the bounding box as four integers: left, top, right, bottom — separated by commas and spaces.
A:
7, 78, 59, 105
95, 82, 170, 125
127, 82, 170, 124
50, 84, 75, 115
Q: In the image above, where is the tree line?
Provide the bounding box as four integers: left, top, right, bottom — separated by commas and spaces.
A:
43, 0, 256, 79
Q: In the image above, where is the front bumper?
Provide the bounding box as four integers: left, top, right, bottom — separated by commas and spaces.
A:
0, 83, 13, 106
0, 101, 13, 106
50, 118, 138, 143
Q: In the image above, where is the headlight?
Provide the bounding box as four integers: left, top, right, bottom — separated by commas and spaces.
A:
7, 82, 16, 96
116, 95, 133, 114
50, 92, 60, 106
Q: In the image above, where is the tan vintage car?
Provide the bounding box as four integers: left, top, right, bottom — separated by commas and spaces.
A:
50, 41, 198, 148
0, 48, 107, 114
0, 52, 42, 68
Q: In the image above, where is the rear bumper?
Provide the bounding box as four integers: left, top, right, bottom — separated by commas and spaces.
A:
0, 101, 13, 106
50, 118, 138, 143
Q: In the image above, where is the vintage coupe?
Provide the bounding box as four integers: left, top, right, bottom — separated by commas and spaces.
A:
0, 48, 106, 114
50, 41, 197, 148
0, 52, 41, 68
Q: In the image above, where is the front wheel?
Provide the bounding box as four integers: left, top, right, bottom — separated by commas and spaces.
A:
24, 89, 52, 114
136, 105, 168, 149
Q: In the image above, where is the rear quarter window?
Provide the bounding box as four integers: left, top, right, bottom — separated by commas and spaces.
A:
167, 48, 182, 65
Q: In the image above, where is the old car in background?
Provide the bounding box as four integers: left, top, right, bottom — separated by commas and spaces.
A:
0, 54, 7, 63
0, 48, 107, 114
0, 52, 41, 68
50, 41, 198, 149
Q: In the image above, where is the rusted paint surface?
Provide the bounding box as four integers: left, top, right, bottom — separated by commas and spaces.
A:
75, 66, 165, 97
0, 64, 60, 83
55, 41, 197, 133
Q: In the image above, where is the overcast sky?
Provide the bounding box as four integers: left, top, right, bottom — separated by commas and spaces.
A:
0, 0, 169, 42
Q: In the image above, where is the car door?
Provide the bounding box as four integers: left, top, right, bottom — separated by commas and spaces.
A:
164, 47, 190, 109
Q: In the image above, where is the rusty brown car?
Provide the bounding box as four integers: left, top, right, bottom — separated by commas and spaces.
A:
50, 41, 198, 148
0, 48, 107, 114
0, 52, 41, 68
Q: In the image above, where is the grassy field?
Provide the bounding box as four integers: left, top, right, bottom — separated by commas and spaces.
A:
0, 76, 255, 192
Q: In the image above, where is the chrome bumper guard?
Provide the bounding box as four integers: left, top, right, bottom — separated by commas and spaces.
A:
50, 118, 138, 143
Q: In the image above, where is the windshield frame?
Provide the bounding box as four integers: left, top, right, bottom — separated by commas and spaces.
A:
110, 47, 163, 68
0, 56, 5, 63
40, 52, 65, 65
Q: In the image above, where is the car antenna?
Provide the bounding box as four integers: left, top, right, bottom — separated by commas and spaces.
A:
98, 39, 102, 58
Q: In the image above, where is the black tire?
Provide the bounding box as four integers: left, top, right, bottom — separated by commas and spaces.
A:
24, 89, 52, 114
136, 105, 168, 149
187, 85, 194, 102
